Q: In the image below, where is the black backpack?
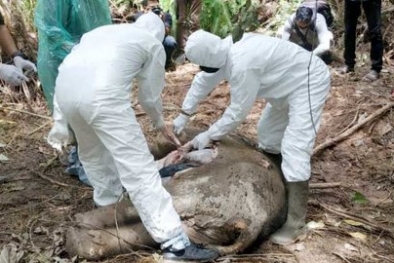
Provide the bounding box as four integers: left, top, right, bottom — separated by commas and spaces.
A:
300, 0, 334, 27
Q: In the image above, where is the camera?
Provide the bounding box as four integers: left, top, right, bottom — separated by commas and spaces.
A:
151, 6, 162, 15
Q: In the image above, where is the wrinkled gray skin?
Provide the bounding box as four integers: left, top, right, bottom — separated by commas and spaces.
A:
66, 129, 287, 260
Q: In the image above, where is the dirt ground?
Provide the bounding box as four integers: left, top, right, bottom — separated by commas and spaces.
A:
1, 59, 394, 263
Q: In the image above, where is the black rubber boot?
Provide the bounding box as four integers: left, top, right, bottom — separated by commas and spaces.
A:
163, 243, 219, 262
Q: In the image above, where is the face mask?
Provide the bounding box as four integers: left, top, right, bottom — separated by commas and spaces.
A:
200, 66, 220, 73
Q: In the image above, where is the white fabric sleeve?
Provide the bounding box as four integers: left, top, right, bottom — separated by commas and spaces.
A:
206, 70, 260, 141
281, 15, 294, 41
136, 45, 166, 129
181, 69, 225, 115
312, 14, 333, 56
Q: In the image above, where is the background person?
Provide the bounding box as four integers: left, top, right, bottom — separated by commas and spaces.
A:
0, 10, 36, 86
340, 0, 383, 81
34, 0, 112, 112
279, 6, 333, 64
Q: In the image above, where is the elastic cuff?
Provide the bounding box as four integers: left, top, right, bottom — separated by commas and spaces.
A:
11, 50, 26, 59
160, 231, 190, 251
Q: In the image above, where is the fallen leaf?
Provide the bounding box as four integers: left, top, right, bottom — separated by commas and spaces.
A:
349, 232, 367, 242
374, 121, 393, 136
357, 113, 367, 124
0, 154, 9, 162
0, 120, 16, 125
0, 243, 24, 263
344, 219, 364, 227
344, 242, 358, 252
293, 242, 306, 251
306, 220, 325, 230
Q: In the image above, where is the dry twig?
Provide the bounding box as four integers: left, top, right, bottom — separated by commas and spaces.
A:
332, 252, 352, 263
33, 171, 71, 188
310, 201, 394, 239
313, 102, 394, 156
1, 106, 51, 120
336, 103, 361, 136
27, 121, 52, 136
310, 182, 342, 189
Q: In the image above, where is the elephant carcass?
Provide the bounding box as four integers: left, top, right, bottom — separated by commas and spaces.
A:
65, 130, 287, 260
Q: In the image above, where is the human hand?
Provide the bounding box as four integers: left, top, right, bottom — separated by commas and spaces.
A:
173, 113, 190, 135
13, 56, 37, 73
47, 120, 71, 151
161, 123, 182, 147
0, 64, 28, 86
191, 131, 212, 150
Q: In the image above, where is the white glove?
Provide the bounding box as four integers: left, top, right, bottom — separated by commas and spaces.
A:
13, 56, 37, 73
173, 113, 190, 135
192, 131, 212, 150
47, 96, 73, 151
47, 120, 71, 151
0, 64, 28, 86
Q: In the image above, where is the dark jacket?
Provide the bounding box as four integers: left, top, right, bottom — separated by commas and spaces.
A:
0, 11, 5, 25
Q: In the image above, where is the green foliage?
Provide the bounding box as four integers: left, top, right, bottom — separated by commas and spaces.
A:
22, 0, 37, 30
160, 0, 175, 13
200, 0, 260, 40
231, 0, 260, 42
351, 191, 369, 205
262, 0, 302, 36
200, 0, 232, 38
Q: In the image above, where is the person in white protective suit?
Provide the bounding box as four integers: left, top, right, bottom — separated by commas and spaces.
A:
46, 13, 218, 261
173, 30, 331, 245
279, 6, 333, 64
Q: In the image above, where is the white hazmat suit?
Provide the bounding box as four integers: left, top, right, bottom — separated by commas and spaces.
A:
179, 30, 331, 183
47, 13, 189, 250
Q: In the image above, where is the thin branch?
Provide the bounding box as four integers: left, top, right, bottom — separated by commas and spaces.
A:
34, 171, 71, 188
310, 182, 342, 189
313, 103, 394, 156
332, 252, 352, 263
336, 103, 361, 136
1, 106, 51, 120
382, 6, 394, 14
27, 121, 51, 136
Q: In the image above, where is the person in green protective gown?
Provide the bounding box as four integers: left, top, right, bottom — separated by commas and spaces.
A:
34, 0, 112, 112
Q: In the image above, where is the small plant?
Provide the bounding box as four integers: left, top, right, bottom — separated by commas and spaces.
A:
351, 191, 369, 205
200, 0, 262, 40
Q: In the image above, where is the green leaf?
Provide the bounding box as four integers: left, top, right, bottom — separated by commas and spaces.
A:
351, 192, 369, 205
